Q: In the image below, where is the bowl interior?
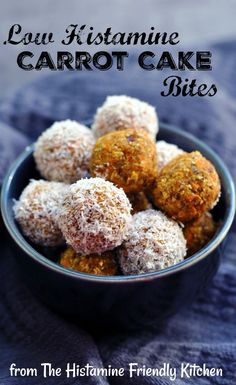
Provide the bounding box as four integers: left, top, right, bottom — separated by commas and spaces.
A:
1, 123, 235, 281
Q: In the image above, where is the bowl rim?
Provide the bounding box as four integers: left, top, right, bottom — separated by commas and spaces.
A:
1, 122, 235, 283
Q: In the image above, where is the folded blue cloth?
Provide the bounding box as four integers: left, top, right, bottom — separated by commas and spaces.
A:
0, 41, 236, 384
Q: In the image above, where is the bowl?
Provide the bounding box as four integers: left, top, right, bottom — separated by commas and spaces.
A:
1, 123, 235, 331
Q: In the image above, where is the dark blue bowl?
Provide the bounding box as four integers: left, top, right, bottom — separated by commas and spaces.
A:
1, 123, 235, 331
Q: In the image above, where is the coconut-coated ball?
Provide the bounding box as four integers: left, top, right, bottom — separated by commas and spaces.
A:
183, 212, 217, 256
118, 209, 186, 275
152, 151, 221, 223
13, 180, 67, 247
90, 128, 158, 193
92, 95, 158, 138
157, 140, 184, 171
34, 120, 95, 183
58, 177, 132, 255
60, 247, 118, 276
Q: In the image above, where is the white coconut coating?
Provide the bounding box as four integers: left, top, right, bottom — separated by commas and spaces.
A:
211, 190, 221, 209
34, 120, 95, 183
92, 95, 158, 138
157, 140, 184, 171
58, 177, 132, 255
13, 180, 68, 247
118, 209, 187, 275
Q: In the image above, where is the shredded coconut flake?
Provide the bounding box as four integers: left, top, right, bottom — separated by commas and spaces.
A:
157, 140, 184, 171
34, 120, 95, 183
58, 177, 132, 254
92, 95, 158, 138
13, 180, 68, 246
118, 209, 187, 275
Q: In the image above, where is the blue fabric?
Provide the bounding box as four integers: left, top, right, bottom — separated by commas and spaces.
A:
0, 41, 236, 384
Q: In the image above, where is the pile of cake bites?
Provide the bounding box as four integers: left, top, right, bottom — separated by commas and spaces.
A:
14, 95, 221, 276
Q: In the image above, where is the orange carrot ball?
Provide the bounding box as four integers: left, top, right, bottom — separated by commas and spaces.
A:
152, 151, 221, 223
183, 212, 217, 256
127, 192, 152, 214
60, 247, 118, 276
90, 128, 158, 193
